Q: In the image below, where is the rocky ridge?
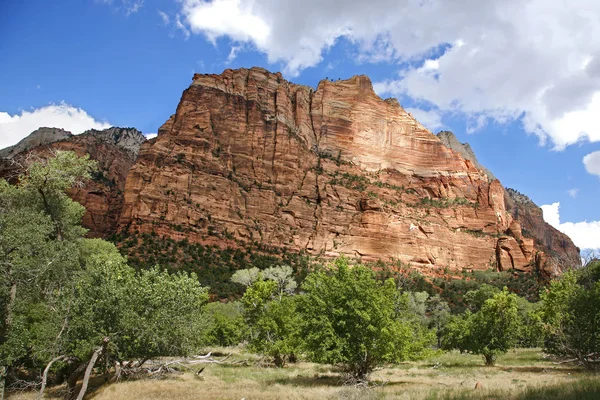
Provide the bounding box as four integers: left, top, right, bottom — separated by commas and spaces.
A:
436, 131, 496, 181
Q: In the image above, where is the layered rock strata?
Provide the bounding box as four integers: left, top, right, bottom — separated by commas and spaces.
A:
119, 67, 579, 274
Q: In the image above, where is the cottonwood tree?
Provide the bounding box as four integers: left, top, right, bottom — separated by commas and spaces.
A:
240, 279, 301, 367
1, 152, 210, 399
442, 288, 520, 365
231, 267, 261, 288
541, 261, 600, 370
0, 151, 96, 397
299, 258, 435, 381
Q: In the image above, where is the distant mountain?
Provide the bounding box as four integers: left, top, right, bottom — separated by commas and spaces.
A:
0, 127, 145, 237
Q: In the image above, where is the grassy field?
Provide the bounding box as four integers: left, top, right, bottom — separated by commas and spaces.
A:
8, 348, 600, 400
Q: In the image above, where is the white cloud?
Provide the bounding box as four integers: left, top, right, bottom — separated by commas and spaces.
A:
583, 150, 600, 177
567, 188, 579, 198
226, 45, 242, 64
99, 0, 144, 15
405, 108, 443, 131
145, 133, 158, 139
0, 103, 111, 150
158, 10, 170, 25
175, 14, 191, 39
541, 202, 600, 249
177, 0, 600, 149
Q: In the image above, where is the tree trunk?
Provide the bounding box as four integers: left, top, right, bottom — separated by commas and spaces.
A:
0, 281, 17, 400
0, 366, 6, 400
75, 338, 109, 400
37, 355, 68, 400
67, 363, 87, 399
483, 353, 496, 366
273, 353, 285, 368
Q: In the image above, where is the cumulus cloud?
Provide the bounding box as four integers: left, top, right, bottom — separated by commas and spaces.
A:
177, 0, 600, 150
541, 202, 600, 249
405, 108, 443, 132
583, 150, 600, 177
0, 103, 111, 150
145, 133, 158, 139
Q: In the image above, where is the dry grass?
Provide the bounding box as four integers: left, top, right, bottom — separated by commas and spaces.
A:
7, 348, 598, 400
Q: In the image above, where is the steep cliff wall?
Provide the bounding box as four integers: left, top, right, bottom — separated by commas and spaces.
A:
119, 67, 578, 274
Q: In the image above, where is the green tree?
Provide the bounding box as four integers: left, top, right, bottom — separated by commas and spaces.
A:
0, 151, 96, 396
469, 288, 520, 365
441, 288, 521, 365
441, 312, 473, 353
240, 280, 301, 367
541, 265, 600, 370
464, 284, 500, 312
203, 301, 246, 347
63, 240, 208, 395
515, 296, 543, 348
427, 295, 451, 348
299, 258, 435, 381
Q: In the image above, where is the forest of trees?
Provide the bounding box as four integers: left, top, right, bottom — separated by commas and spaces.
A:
0, 151, 598, 398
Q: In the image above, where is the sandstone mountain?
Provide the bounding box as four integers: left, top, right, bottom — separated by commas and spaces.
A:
118, 67, 578, 275
0, 67, 580, 275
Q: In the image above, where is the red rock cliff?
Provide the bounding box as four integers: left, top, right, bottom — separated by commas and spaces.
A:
119, 67, 579, 274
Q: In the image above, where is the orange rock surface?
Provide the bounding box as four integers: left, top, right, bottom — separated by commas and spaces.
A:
119, 67, 579, 274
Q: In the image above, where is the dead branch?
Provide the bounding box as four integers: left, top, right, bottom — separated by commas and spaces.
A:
37, 355, 70, 400
76, 337, 109, 400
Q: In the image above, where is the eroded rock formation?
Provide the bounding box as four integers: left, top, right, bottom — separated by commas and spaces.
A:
118, 67, 579, 274
1, 68, 579, 274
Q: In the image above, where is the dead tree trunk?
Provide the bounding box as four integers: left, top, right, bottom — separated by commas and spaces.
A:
66, 364, 87, 399
37, 355, 68, 400
0, 281, 17, 400
75, 337, 109, 400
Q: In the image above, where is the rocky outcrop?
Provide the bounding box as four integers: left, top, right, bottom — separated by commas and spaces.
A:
82, 127, 146, 158
505, 188, 581, 273
0, 127, 72, 158
436, 131, 496, 181
118, 67, 579, 274
0, 127, 145, 237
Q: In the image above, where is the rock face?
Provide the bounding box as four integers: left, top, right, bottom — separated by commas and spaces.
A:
504, 188, 581, 274
0, 127, 145, 237
119, 67, 579, 274
0, 127, 72, 158
436, 131, 496, 181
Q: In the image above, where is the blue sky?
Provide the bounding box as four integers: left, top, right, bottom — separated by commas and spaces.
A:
1, 0, 599, 250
